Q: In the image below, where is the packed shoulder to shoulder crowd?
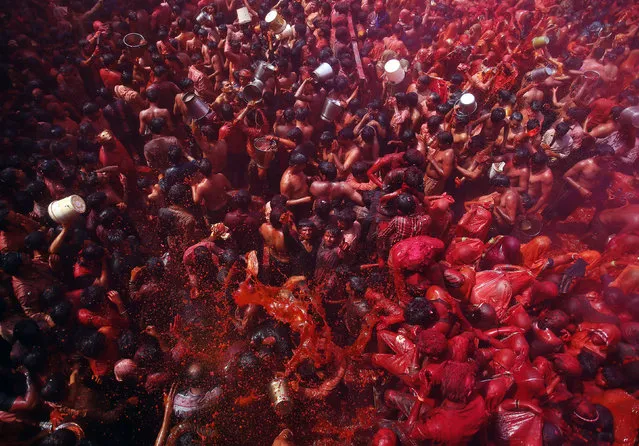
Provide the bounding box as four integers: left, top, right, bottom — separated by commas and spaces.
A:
0, 0, 639, 444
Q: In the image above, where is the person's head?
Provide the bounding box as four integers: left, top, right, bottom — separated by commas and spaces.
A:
314, 199, 331, 219
514, 146, 530, 166
510, 111, 523, 127
186, 361, 206, 387
577, 349, 602, 379
288, 152, 307, 171
532, 151, 548, 171
168, 183, 194, 208
335, 207, 356, 230
437, 131, 453, 148
40, 428, 78, 446
594, 142, 615, 163
231, 189, 251, 211
596, 364, 625, 389
538, 309, 569, 332
80, 286, 106, 311
323, 225, 341, 248
490, 107, 506, 123
403, 149, 425, 169
527, 119, 540, 131
318, 161, 337, 181
145, 87, 159, 104
0, 252, 25, 277
42, 373, 68, 402
149, 117, 165, 135
134, 340, 161, 367
395, 193, 416, 216
416, 328, 448, 357
440, 361, 476, 402
13, 319, 42, 346
489, 174, 510, 192
297, 219, 315, 241
50, 300, 73, 326
77, 329, 106, 358
556, 121, 571, 138
404, 297, 438, 327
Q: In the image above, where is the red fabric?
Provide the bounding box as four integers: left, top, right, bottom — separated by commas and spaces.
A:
410, 396, 488, 444
99, 141, 135, 174
456, 204, 493, 241
445, 237, 485, 267
495, 409, 543, 446
470, 270, 513, 320
586, 98, 616, 129
388, 236, 445, 271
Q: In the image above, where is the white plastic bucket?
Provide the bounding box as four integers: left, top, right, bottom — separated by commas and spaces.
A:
384, 59, 405, 84
265, 10, 287, 34
237, 7, 251, 25
276, 24, 294, 40
48, 195, 86, 225
312, 63, 334, 82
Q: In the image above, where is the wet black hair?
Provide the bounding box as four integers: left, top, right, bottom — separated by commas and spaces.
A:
50, 301, 73, 326
437, 131, 453, 146
41, 373, 67, 402
396, 193, 416, 215
404, 297, 438, 327
76, 329, 106, 358
289, 152, 307, 166
577, 349, 601, 379
13, 319, 42, 346
490, 107, 506, 122
0, 252, 23, 276
319, 161, 337, 180
117, 330, 138, 358
40, 428, 78, 446
149, 117, 165, 134
24, 231, 47, 253
489, 174, 510, 188
80, 286, 106, 310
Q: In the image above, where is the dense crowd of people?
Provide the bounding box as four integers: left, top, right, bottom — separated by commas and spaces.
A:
0, 0, 639, 444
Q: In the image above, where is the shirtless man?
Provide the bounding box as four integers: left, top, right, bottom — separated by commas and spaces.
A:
471, 107, 509, 151
527, 152, 554, 215
596, 205, 639, 237
543, 144, 615, 221
424, 132, 455, 196
474, 174, 522, 233
294, 108, 314, 142
192, 158, 232, 224
202, 41, 224, 91
260, 207, 292, 285
504, 147, 530, 194
367, 149, 425, 190
332, 128, 361, 177
503, 111, 525, 148
294, 78, 326, 118
139, 87, 172, 136
280, 153, 310, 212
310, 161, 364, 206
196, 125, 227, 174
516, 82, 544, 111
173, 78, 194, 126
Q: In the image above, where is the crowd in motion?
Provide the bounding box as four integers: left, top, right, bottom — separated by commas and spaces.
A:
1, 0, 639, 444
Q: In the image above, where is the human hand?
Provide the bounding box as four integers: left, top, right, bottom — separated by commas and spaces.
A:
144, 325, 158, 337
107, 290, 123, 305
169, 314, 182, 336
163, 382, 178, 411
